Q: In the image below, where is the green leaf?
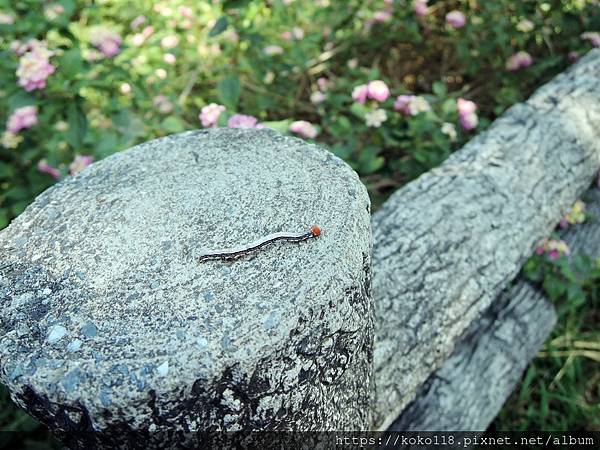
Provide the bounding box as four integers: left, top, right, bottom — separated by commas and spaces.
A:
223, 0, 251, 8
0, 162, 15, 179
349, 102, 368, 119
66, 101, 87, 149
363, 156, 385, 174
161, 116, 187, 134
566, 283, 584, 303
58, 48, 84, 79
217, 75, 241, 109
208, 16, 228, 37
543, 274, 567, 301
11, 200, 30, 216
0, 209, 8, 230
4, 186, 30, 201
94, 132, 119, 158
260, 119, 291, 134
432, 82, 447, 96
8, 91, 37, 110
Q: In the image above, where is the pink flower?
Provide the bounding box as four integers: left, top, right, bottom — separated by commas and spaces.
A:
457, 98, 476, 115
16, 45, 55, 91
394, 95, 430, 116
310, 91, 326, 104
44, 4, 65, 21
142, 26, 154, 38
289, 120, 318, 139
10, 40, 26, 55
367, 80, 390, 102
264, 45, 284, 56
90, 28, 122, 58
0, 12, 15, 24
459, 112, 478, 130
536, 238, 570, 260
352, 81, 390, 104
7, 106, 38, 133
130, 15, 146, 29
414, 0, 429, 17
161, 35, 179, 49
457, 98, 478, 131
282, 28, 305, 40
373, 10, 392, 23
163, 53, 176, 64
446, 10, 467, 29
352, 84, 369, 104
394, 95, 412, 114
581, 31, 600, 48
199, 103, 225, 128
69, 155, 94, 175
568, 51, 579, 63
317, 77, 330, 91
11, 39, 47, 56
153, 95, 174, 114
506, 51, 533, 71
177, 6, 193, 18
37, 159, 61, 179
228, 114, 260, 128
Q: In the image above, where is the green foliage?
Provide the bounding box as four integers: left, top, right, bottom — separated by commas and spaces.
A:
1, 0, 599, 224
0, 384, 60, 448
492, 250, 600, 431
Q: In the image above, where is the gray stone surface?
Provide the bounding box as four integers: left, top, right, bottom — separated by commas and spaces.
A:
389, 184, 600, 432
0, 128, 373, 448
388, 282, 556, 431
372, 49, 600, 429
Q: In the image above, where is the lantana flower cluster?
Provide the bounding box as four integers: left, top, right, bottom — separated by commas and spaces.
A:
581, 31, 600, 48
2, 106, 38, 149
456, 98, 478, 131
36, 154, 94, 180
348, 77, 479, 132
559, 200, 586, 229
535, 238, 570, 260
413, 0, 429, 17
506, 51, 533, 71
198, 103, 319, 139
394, 95, 431, 116
90, 28, 122, 58
7, 106, 38, 134
352, 80, 390, 104
446, 11, 467, 29
14, 39, 56, 92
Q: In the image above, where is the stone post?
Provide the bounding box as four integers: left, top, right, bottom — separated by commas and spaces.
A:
0, 129, 373, 449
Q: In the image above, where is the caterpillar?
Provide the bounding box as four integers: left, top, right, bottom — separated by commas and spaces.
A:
198, 225, 321, 262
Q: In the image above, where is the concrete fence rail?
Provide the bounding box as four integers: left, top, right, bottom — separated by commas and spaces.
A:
1, 49, 599, 449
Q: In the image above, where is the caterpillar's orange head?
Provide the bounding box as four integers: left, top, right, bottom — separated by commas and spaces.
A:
310, 225, 321, 237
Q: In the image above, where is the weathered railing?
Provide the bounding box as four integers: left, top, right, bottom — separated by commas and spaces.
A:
1, 49, 599, 449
